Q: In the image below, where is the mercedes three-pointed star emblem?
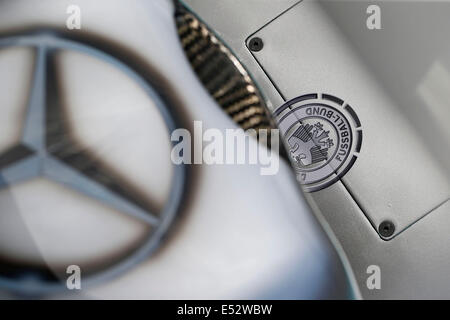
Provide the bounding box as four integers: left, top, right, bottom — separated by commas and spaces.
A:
0, 33, 186, 294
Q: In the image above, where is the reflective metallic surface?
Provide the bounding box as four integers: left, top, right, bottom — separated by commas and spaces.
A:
186, 0, 450, 299
249, 0, 449, 239
0, 0, 354, 299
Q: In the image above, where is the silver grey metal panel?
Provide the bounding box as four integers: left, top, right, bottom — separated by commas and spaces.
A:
248, 0, 449, 238
186, 0, 450, 299
308, 183, 450, 299
321, 0, 450, 176
184, 0, 362, 299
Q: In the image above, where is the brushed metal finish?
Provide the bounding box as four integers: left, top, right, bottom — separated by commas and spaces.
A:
187, 0, 450, 299
249, 0, 449, 238
308, 184, 450, 299
321, 0, 450, 176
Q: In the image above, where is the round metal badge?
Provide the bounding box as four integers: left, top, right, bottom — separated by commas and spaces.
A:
274, 93, 362, 192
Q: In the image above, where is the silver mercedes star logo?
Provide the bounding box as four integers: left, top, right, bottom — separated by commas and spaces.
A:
0, 32, 186, 294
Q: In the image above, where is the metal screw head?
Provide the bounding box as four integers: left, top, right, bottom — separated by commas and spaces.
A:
379, 220, 395, 238
248, 37, 264, 52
